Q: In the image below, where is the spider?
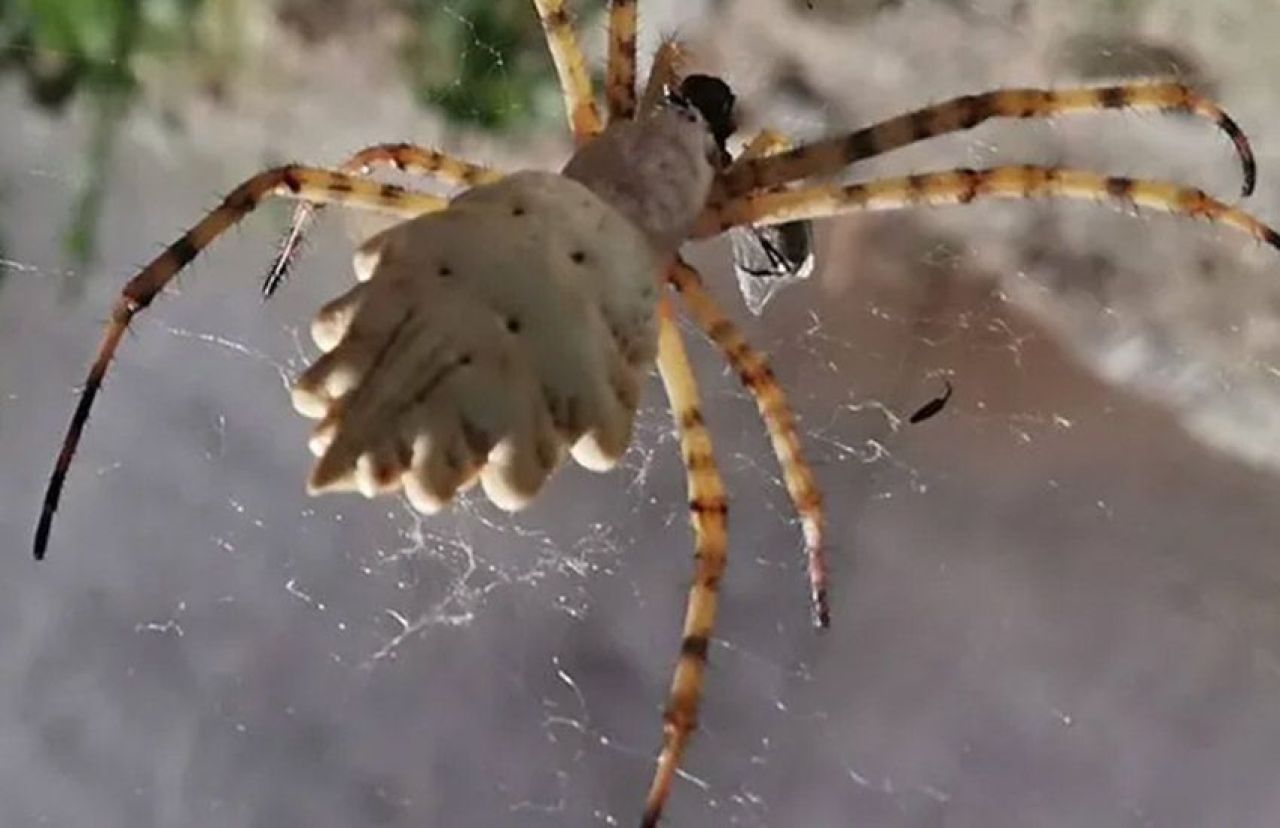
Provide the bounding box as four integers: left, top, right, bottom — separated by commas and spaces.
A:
32, 1, 1280, 824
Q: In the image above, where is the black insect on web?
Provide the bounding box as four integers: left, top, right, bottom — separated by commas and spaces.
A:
909, 379, 953, 424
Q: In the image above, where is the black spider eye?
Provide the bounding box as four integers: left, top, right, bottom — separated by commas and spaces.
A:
676, 73, 737, 149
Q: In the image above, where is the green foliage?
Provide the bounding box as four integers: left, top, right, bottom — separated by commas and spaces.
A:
0, 0, 205, 108
401, 0, 601, 131
0, 0, 601, 267
2, 0, 606, 125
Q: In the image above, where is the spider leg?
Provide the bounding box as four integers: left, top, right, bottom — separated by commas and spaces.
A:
696, 165, 1280, 251
606, 0, 638, 121
263, 143, 503, 297
738, 128, 792, 160
34, 166, 447, 560
637, 38, 685, 115
643, 295, 728, 828
532, 0, 603, 142
718, 82, 1257, 199
667, 259, 828, 628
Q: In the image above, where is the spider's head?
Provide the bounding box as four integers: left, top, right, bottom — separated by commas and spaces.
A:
672, 74, 737, 163
564, 77, 723, 255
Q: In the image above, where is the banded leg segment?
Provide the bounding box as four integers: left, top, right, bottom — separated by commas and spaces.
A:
643, 295, 728, 828
739, 128, 792, 161
718, 82, 1257, 199
532, 0, 603, 141
668, 260, 828, 627
264, 143, 502, 297
638, 39, 685, 115
697, 165, 1280, 250
606, 0, 638, 121
34, 166, 448, 560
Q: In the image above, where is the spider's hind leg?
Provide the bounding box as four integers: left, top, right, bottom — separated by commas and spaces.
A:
668, 259, 829, 627
644, 293, 729, 828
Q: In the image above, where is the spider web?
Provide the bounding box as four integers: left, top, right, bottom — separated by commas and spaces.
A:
4, 2, 1280, 826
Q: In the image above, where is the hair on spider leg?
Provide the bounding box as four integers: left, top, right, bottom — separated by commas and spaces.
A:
262, 222, 312, 299
908, 379, 954, 425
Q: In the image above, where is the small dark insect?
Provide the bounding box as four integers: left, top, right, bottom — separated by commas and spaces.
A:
909, 379, 953, 424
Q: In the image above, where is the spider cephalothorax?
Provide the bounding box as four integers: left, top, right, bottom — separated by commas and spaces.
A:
33, 1, 1280, 824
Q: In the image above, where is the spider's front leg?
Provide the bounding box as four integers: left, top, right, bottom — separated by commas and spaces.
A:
533, 0, 603, 142
606, 0, 639, 121
719, 81, 1258, 199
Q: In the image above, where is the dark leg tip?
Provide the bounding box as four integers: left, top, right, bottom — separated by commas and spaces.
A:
812, 589, 831, 629
33, 514, 52, 561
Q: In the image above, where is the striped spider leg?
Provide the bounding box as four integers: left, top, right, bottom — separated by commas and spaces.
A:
670, 74, 830, 625
702, 81, 1258, 317
34, 168, 447, 559
665, 259, 827, 627
533, 0, 603, 141
534, 8, 826, 823
606, 0, 639, 120
263, 145, 502, 297
644, 293, 728, 828
541, 10, 833, 824
546, 10, 738, 826
715, 81, 1258, 201
696, 165, 1280, 250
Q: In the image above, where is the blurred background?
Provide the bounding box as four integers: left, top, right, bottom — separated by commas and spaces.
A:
3, 0, 1280, 825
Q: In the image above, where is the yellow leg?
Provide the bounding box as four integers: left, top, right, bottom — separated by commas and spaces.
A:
668, 260, 828, 627
642, 295, 728, 828
532, 0, 603, 141
738, 129, 792, 161
718, 82, 1257, 199
264, 143, 503, 296
697, 165, 1280, 249
606, 0, 638, 121
35, 166, 447, 560
637, 38, 686, 115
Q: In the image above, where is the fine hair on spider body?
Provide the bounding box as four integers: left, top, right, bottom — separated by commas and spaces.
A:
32, 1, 1280, 825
